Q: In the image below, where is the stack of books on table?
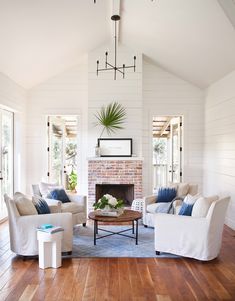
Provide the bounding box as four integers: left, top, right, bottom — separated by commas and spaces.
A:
94, 209, 124, 217
37, 224, 64, 233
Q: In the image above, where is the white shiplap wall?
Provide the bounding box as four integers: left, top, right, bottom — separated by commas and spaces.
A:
26, 61, 88, 195
25, 52, 205, 202
142, 60, 204, 195
204, 70, 235, 229
0, 72, 27, 192
88, 44, 143, 158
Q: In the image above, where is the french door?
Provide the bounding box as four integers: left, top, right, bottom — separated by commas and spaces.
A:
169, 116, 183, 183
0, 109, 14, 221
47, 116, 78, 189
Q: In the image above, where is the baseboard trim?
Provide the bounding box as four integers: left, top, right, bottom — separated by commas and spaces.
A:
225, 217, 235, 230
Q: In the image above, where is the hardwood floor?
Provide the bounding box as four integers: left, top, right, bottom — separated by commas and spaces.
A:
0, 221, 235, 301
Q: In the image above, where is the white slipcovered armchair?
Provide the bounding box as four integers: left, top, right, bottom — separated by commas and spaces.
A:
4, 194, 73, 256
154, 196, 230, 261
32, 183, 87, 227
143, 183, 198, 227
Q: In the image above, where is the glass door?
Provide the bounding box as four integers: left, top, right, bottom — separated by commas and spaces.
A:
48, 116, 78, 191
169, 117, 182, 183
0, 109, 14, 221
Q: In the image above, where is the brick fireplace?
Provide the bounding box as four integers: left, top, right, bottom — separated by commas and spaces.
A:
88, 158, 143, 212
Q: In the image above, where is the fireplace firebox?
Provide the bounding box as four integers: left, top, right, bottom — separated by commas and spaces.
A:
96, 184, 134, 207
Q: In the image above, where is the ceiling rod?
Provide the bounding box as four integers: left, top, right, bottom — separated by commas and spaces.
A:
96, 15, 136, 80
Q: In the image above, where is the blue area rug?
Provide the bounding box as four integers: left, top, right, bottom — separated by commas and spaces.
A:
69, 224, 178, 258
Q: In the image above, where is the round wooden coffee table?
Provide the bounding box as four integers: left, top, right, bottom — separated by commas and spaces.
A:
88, 209, 142, 245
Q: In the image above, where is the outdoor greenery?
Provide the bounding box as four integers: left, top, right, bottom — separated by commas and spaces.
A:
94, 102, 126, 137
153, 138, 167, 164
68, 169, 77, 192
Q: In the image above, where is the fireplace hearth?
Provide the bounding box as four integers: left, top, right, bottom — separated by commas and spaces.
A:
96, 184, 134, 207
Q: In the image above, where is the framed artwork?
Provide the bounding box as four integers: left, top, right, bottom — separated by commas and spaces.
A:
98, 138, 132, 157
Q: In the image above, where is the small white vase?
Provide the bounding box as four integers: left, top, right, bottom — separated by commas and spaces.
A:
95, 145, 100, 157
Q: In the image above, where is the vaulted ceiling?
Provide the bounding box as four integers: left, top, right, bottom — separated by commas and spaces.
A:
0, 0, 235, 89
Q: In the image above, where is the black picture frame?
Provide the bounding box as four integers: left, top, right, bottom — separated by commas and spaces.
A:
98, 138, 133, 157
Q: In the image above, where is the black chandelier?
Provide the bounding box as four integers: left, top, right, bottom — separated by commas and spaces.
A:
96, 15, 136, 80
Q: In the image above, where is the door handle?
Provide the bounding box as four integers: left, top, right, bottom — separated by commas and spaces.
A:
0, 177, 3, 180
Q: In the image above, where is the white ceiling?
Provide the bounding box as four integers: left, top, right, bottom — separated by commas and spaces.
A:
0, 0, 235, 89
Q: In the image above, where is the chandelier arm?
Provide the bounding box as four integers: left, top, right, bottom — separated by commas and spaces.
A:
121, 65, 135, 69
116, 68, 124, 74
106, 62, 115, 69
97, 67, 116, 72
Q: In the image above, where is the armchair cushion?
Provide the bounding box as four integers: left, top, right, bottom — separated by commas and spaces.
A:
38, 182, 62, 197
147, 202, 173, 214
184, 193, 201, 205
192, 195, 218, 218
61, 202, 84, 214
14, 193, 38, 216
177, 183, 189, 196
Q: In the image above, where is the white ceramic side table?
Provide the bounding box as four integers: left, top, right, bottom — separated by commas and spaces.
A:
37, 230, 64, 269
131, 198, 144, 223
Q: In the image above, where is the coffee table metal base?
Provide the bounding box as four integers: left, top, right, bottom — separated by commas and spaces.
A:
93, 220, 139, 245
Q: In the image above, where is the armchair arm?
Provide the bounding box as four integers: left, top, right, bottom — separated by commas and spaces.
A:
44, 198, 62, 213
67, 194, 87, 208
154, 213, 209, 258
172, 199, 183, 215
143, 195, 156, 209
17, 212, 73, 229
15, 213, 73, 255
155, 213, 207, 230
142, 195, 156, 225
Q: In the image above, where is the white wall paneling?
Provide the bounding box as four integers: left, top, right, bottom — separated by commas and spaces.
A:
204, 70, 235, 229
142, 60, 204, 195
26, 62, 88, 195
0, 72, 27, 193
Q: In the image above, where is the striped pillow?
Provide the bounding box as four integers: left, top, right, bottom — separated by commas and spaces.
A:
157, 187, 177, 203
33, 196, 51, 214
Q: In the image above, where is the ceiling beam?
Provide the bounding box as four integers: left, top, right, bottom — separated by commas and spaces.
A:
217, 0, 235, 30
160, 118, 171, 136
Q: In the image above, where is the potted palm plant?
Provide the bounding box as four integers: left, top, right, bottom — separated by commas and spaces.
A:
94, 102, 126, 156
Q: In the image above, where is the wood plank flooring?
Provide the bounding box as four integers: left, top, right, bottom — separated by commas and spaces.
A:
0, 221, 235, 301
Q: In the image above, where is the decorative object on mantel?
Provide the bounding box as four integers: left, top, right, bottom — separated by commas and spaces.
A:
94, 102, 126, 157
93, 194, 124, 217
96, 14, 136, 80
98, 138, 132, 157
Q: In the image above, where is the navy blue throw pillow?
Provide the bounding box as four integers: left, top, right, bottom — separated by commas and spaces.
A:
157, 188, 177, 203
50, 188, 70, 203
34, 197, 51, 214
179, 202, 194, 216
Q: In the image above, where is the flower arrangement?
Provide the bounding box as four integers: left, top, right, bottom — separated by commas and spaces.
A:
93, 194, 124, 211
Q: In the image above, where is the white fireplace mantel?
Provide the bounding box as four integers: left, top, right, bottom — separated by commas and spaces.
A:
87, 157, 144, 161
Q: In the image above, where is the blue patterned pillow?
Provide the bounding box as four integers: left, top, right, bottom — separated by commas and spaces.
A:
179, 202, 194, 216
33, 197, 51, 214
50, 188, 70, 203
157, 187, 177, 203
